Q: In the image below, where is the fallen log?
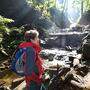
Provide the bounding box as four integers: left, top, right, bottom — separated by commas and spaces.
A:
11, 77, 24, 89
71, 72, 90, 90
13, 81, 26, 90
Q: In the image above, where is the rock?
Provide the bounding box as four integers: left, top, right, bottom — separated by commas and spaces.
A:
73, 58, 80, 67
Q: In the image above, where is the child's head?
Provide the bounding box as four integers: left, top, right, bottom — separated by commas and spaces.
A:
25, 30, 39, 44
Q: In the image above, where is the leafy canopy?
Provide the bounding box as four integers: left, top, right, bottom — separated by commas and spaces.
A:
26, 0, 56, 18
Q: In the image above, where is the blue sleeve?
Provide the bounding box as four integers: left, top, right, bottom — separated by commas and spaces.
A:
25, 47, 36, 75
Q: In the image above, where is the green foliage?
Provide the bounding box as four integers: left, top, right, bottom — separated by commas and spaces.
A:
0, 15, 14, 24
0, 16, 24, 59
73, 0, 90, 12
0, 15, 14, 32
84, 0, 90, 11
0, 15, 14, 45
1, 27, 24, 55
0, 15, 14, 60
26, 0, 56, 18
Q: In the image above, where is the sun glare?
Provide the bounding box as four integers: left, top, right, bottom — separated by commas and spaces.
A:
56, 0, 81, 23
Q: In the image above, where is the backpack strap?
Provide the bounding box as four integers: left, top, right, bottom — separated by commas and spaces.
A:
11, 46, 19, 61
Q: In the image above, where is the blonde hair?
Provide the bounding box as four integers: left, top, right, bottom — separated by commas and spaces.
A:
25, 30, 39, 41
